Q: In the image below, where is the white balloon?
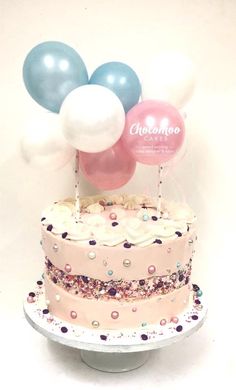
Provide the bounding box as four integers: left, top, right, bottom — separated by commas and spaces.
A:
21, 112, 75, 170
141, 52, 195, 108
60, 84, 125, 153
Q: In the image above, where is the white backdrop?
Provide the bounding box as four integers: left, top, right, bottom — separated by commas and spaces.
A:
0, 0, 235, 388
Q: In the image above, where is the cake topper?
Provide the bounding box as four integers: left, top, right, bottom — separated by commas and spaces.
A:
21, 40, 195, 221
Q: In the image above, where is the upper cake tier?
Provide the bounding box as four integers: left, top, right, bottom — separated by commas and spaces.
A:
41, 194, 196, 282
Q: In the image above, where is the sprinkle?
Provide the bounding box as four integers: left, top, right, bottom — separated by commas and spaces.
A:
124, 242, 131, 248
197, 289, 203, 297
195, 299, 201, 304
175, 231, 182, 237
160, 319, 167, 326
52, 277, 57, 284
142, 214, 149, 221
139, 279, 145, 286
29, 292, 35, 297
123, 259, 131, 267
111, 311, 119, 319
151, 216, 158, 221
89, 240, 96, 245
192, 284, 200, 292
109, 212, 117, 220
61, 326, 68, 333
100, 335, 107, 340
47, 224, 53, 231
92, 320, 100, 328
82, 276, 89, 283
107, 270, 113, 276
176, 325, 183, 332
62, 232, 68, 239
178, 274, 184, 282
43, 309, 49, 314
192, 315, 198, 320
108, 288, 116, 296
112, 222, 119, 227
154, 239, 162, 244
37, 280, 43, 286
141, 334, 148, 340
41, 217, 46, 222
88, 251, 96, 260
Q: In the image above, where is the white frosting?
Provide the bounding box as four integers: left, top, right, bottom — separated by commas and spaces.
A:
42, 197, 195, 247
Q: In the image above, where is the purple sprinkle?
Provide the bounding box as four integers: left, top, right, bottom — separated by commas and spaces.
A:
37, 280, 43, 285
187, 225, 190, 231
192, 284, 200, 292
108, 288, 117, 296
176, 325, 183, 332
61, 326, 68, 333
175, 231, 182, 237
141, 334, 148, 340
62, 232, 68, 239
156, 281, 164, 288
112, 222, 119, 227
41, 217, 46, 222
179, 274, 184, 282
47, 259, 52, 267
192, 315, 198, 320
89, 240, 96, 245
82, 275, 89, 283
100, 335, 107, 340
139, 279, 145, 286
152, 216, 158, 221
185, 276, 189, 284
52, 277, 57, 284
29, 292, 35, 297
43, 309, 49, 314
154, 239, 162, 244
47, 224, 53, 232
124, 242, 131, 248
195, 299, 201, 304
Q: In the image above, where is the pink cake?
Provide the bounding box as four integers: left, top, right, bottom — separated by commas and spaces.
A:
41, 194, 197, 330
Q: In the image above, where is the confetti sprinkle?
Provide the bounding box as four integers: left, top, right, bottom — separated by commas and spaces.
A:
141, 334, 148, 340
176, 325, 183, 332
61, 326, 68, 333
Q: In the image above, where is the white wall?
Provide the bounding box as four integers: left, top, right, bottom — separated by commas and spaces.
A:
0, 0, 235, 387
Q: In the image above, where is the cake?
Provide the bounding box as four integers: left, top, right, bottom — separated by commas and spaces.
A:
41, 193, 197, 330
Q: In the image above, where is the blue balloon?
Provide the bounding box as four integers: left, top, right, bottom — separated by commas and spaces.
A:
23, 41, 88, 112
89, 62, 141, 112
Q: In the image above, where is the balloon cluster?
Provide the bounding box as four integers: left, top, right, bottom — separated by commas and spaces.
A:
21, 41, 195, 190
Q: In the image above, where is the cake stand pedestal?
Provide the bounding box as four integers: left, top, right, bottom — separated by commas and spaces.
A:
23, 280, 207, 372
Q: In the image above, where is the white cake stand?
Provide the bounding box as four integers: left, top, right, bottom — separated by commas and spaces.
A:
23, 279, 207, 372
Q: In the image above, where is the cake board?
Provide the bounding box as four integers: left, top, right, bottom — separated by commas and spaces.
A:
23, 279, 207, 372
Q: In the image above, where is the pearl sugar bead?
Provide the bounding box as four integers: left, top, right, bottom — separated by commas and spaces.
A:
123, 259, 131, 267
92, 320, 100, 328
64, 264, 71, 273
148, 265, 156, 274
70, 311, 77, 319
111, 311, 119, 319
109, 212, 117, 220
88, 251, 96, 260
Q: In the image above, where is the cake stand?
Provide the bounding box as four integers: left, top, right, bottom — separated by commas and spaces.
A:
23, 279, 207, 372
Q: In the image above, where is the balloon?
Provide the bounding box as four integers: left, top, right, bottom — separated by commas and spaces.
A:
89, 62, 141, 112
79, 140, 136, 190
23, 41, 88, 112
60, 84, 125, 153
121, 100, 185, 165
141, 52, 195, 108
21, 112, 75, 170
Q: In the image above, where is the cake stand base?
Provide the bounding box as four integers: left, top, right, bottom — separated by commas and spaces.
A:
80, 350, 150, 372
24, 279, 207, 372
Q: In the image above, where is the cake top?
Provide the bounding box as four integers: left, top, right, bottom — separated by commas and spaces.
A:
41, 194, 196, 248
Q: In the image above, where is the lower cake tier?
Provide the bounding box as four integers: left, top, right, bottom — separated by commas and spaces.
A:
45, 273, 191, 330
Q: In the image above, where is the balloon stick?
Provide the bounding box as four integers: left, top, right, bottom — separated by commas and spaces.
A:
157, 166, 163, 217
74, 151, 80, 222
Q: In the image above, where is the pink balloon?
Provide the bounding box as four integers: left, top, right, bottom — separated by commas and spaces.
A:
79, 140, 136, 190
121, 100, 185, 165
